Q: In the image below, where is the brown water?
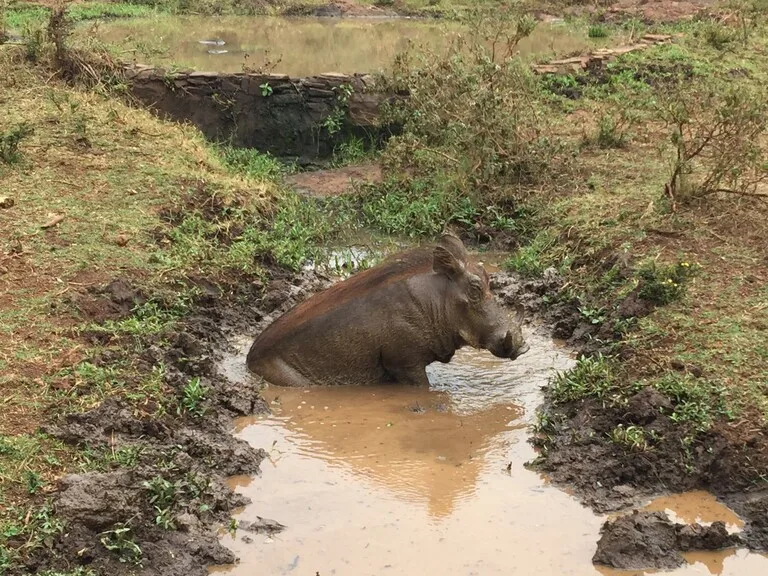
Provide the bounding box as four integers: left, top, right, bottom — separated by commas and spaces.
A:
80, 16, 614, 76
214, 328, 768, 576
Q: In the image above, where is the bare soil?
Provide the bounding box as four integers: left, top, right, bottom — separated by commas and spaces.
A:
286, 162, 382, 196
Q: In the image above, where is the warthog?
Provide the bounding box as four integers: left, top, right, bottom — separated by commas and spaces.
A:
246, 233, 529, 387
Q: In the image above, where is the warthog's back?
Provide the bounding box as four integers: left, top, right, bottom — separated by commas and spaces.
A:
251, 247, 433, 356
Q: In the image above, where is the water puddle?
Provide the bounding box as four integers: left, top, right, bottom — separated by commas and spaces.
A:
79, 16, 622, 76
214, 327, 768, 575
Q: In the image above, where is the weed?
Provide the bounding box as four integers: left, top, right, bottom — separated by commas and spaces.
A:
0, 123, 34, 164
702, 21, 738, 50
259, 82, 273, 97
609, 424, 654, 451
143, 475, 177, 508
652, 373, 728, 434
588, 24, 610, 39
100, 524, 142, 565
579, 305, 607, 325
331, 136, 373, 168
24, 470, 43, 494
550, 354, 629, 405
178, 377, 206, 417
217, 146, 286, 181
505, 231, 557, 277
154, 506, 175, 530
593, 111, 632, 149
636, 260, 699, 305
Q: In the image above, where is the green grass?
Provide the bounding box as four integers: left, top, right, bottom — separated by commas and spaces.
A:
3, 2, 157, 32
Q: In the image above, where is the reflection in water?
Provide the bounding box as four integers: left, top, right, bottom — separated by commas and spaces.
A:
79, 16, 620, 76
214, 329, 768, 575
643, 491, 744, 531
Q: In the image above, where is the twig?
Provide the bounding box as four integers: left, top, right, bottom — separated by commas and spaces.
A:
421, 147, 459, 164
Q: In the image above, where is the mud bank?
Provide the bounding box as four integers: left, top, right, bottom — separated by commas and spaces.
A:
19, 268, 332, 575
513, 256, 768, 555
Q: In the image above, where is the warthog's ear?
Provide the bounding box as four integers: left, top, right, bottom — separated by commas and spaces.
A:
437, 233, 468, 264
433, 245, 465, 280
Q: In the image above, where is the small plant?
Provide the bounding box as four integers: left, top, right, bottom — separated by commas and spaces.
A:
25, 470, 44, 494
609, 424, 652, 451
321, 107, 346, 135
588, 24, 610, 38
218, 146, 286, 181
331, 137, 371, 167
593, 111, 631, 149
154, 506, 176, 530
0, 123, 34, 164
260, 82, 273, 97
652, 373, 727, 434
579, 305, 607, 325
506, 231, 556, 277
702, 21, 737, 50
636, 260, 699, 305
100, 524, 142, 565
143, 475, 177, 509
179, 377, 207, 417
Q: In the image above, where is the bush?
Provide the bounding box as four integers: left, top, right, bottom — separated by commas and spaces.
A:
657, 78, 768, 206
381, 7, 564, 206
0, 123, 34, 164
588, 24, 609, 38
636, 260, 699, 305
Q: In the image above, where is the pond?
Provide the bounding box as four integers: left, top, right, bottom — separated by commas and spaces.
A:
78, 15, 621, 76
214, 325, 768, 576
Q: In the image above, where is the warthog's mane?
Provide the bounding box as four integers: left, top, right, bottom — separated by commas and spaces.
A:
253, 246, 437, 353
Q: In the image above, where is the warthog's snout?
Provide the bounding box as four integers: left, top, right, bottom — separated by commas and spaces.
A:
489, 330, 530, 360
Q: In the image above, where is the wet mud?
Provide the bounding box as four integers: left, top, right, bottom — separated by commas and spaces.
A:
593, 510, 741, 570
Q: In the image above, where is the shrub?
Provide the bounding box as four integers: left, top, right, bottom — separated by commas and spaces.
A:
636, 260, 699, 305
656, 78, 768, 206
381, 6, 564, 206
0, 123, 34, 164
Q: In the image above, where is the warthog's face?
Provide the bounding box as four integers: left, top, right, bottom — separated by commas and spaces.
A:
433, 234, 530, 360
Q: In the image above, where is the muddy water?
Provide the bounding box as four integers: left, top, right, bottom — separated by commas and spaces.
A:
214, 328, 768, 576
82, 16, 612, 76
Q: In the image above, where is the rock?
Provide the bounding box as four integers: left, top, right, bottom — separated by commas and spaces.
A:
56, 471, 142, 531
594, 511, 743, 571
670, 359, 686, 371
687, 364, 703, 378
0, 196, 14, 209
238, 517, 286, 535
175, 512, 200, 533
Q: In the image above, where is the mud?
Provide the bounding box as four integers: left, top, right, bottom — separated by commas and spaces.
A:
593, 510, 741, 570
22, 267, 332, 576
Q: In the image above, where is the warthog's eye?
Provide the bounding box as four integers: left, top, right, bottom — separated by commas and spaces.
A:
468, 281, 483, 303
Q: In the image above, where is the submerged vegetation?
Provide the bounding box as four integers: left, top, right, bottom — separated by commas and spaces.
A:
1, 0, 768, 573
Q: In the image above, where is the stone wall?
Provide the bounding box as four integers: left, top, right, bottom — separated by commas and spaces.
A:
125, 66, 397, 161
